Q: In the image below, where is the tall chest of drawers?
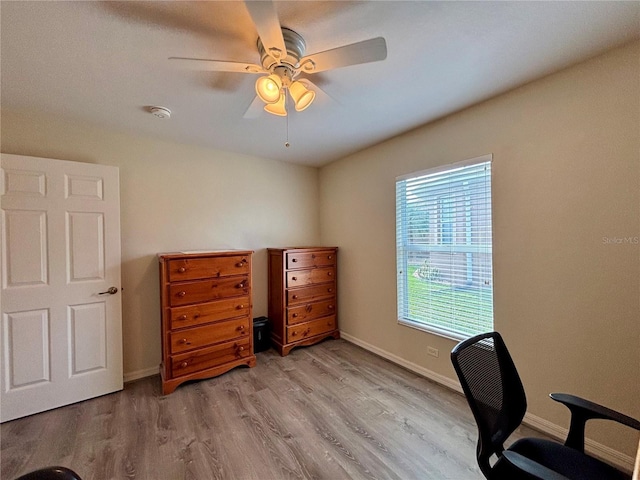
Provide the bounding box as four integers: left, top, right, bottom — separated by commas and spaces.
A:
268, 247, 339, 356
158, 250, 256, 394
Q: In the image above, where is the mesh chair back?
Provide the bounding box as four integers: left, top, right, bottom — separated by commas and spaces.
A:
451, 332, 527, 476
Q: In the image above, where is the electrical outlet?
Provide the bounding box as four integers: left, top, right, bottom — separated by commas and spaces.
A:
427, 346, 439, 358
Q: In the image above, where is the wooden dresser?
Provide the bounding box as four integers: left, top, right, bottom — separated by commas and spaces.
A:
158, 250, 256, 394
268, 247, 339, 356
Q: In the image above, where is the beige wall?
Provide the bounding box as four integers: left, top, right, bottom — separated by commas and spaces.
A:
319, 41, 640, 457
0, 112, 321, 378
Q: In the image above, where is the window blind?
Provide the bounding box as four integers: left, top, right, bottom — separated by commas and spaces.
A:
396, 155, 493, 340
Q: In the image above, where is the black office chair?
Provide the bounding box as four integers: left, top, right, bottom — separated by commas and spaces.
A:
451, 331, 640, 480
15, 466, 82, 480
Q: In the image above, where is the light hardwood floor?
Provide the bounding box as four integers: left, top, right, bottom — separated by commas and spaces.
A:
1, 340, 549, 480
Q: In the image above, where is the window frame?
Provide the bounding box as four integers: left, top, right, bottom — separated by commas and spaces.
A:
395, 154, 494, 341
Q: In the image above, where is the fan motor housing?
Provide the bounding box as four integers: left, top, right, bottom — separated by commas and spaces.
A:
258, 27, 306, 71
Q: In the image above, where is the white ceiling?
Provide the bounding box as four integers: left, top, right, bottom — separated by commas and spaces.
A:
2, 1, 639, 167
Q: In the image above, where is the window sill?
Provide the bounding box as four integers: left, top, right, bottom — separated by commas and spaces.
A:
397, 318, 472, 342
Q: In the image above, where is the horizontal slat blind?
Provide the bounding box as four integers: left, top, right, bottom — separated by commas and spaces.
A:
396, 155, 493, 339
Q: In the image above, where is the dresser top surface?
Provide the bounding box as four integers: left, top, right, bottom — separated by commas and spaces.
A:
267, 247, 338, 253
158, 250, 253, 260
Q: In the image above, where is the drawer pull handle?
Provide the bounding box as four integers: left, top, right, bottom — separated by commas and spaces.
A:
292, 295, 298, 299
238, 304, 244, 309
178, 267, 186, 273
178, 315, 187, 321
238, 325, 245, 331
292, 276, 297, 281
177, 291, 186, 297
328, 255, 332, 259
237, 283, 245, 288
328, 272, 332, 276
293, 313, 298, 318
180, 361, 188, 368
328, 305, 334, 310
292, 258, 297, 262
291, 331, 297, 336
237, 346, 245, 352
179, 338, 189, 344
328, 288, 333, 293
236, 261, 246, 267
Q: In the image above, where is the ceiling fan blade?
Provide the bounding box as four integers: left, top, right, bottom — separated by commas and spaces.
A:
244, 0, 287, 60
243, 95, 264, 119
169, 57, 265, 74
299, 37, 387, 74
298, 79, 337, 107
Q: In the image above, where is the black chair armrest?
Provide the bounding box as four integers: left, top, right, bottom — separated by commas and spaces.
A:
502, 451, 571, 480
550, 393, 640, 452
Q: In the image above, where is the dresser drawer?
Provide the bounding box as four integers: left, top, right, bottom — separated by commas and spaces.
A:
168, 254, 250, 282
286, 315, 336, 343
287, 250, 336, 269
168, 276, 249, 307
287, 299, 336, 325
170, 338, 251, 377
287, 267, 335, 288
170, 316, 250, 354
287, 283, 335, 306
169, 296, 250, 329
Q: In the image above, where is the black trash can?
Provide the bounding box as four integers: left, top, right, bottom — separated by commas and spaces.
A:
253, 316, 270, 353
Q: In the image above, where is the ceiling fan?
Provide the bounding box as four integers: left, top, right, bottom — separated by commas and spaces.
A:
169, 0, 387, 117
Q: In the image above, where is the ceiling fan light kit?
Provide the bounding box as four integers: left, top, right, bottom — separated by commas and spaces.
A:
264, 92, 287, 116
288, 80, 315, 112
254, 27, 314, 115
255, 73, 282, 104
170, 0, 387, 118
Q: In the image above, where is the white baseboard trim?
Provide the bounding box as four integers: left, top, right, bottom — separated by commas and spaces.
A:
340, 331, 463, 394
123, 366, 159, 383
340, 332, 635, 473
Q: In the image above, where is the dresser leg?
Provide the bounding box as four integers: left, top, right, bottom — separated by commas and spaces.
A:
278, 332, 341, 357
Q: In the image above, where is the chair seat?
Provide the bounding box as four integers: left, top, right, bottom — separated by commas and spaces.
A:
503, 438, 630, 480
15, 466, 82, 480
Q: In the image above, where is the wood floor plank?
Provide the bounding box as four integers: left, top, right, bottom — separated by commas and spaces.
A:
286, 346, 475, 479
1, 339, 552, 479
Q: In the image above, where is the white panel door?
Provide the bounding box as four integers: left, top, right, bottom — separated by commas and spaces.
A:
0, 154, 122, 422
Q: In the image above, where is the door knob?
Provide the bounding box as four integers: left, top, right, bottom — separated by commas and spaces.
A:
98, 287, 118, 295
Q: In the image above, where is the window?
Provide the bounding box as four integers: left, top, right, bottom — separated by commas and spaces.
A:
396, 155, 493, 340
